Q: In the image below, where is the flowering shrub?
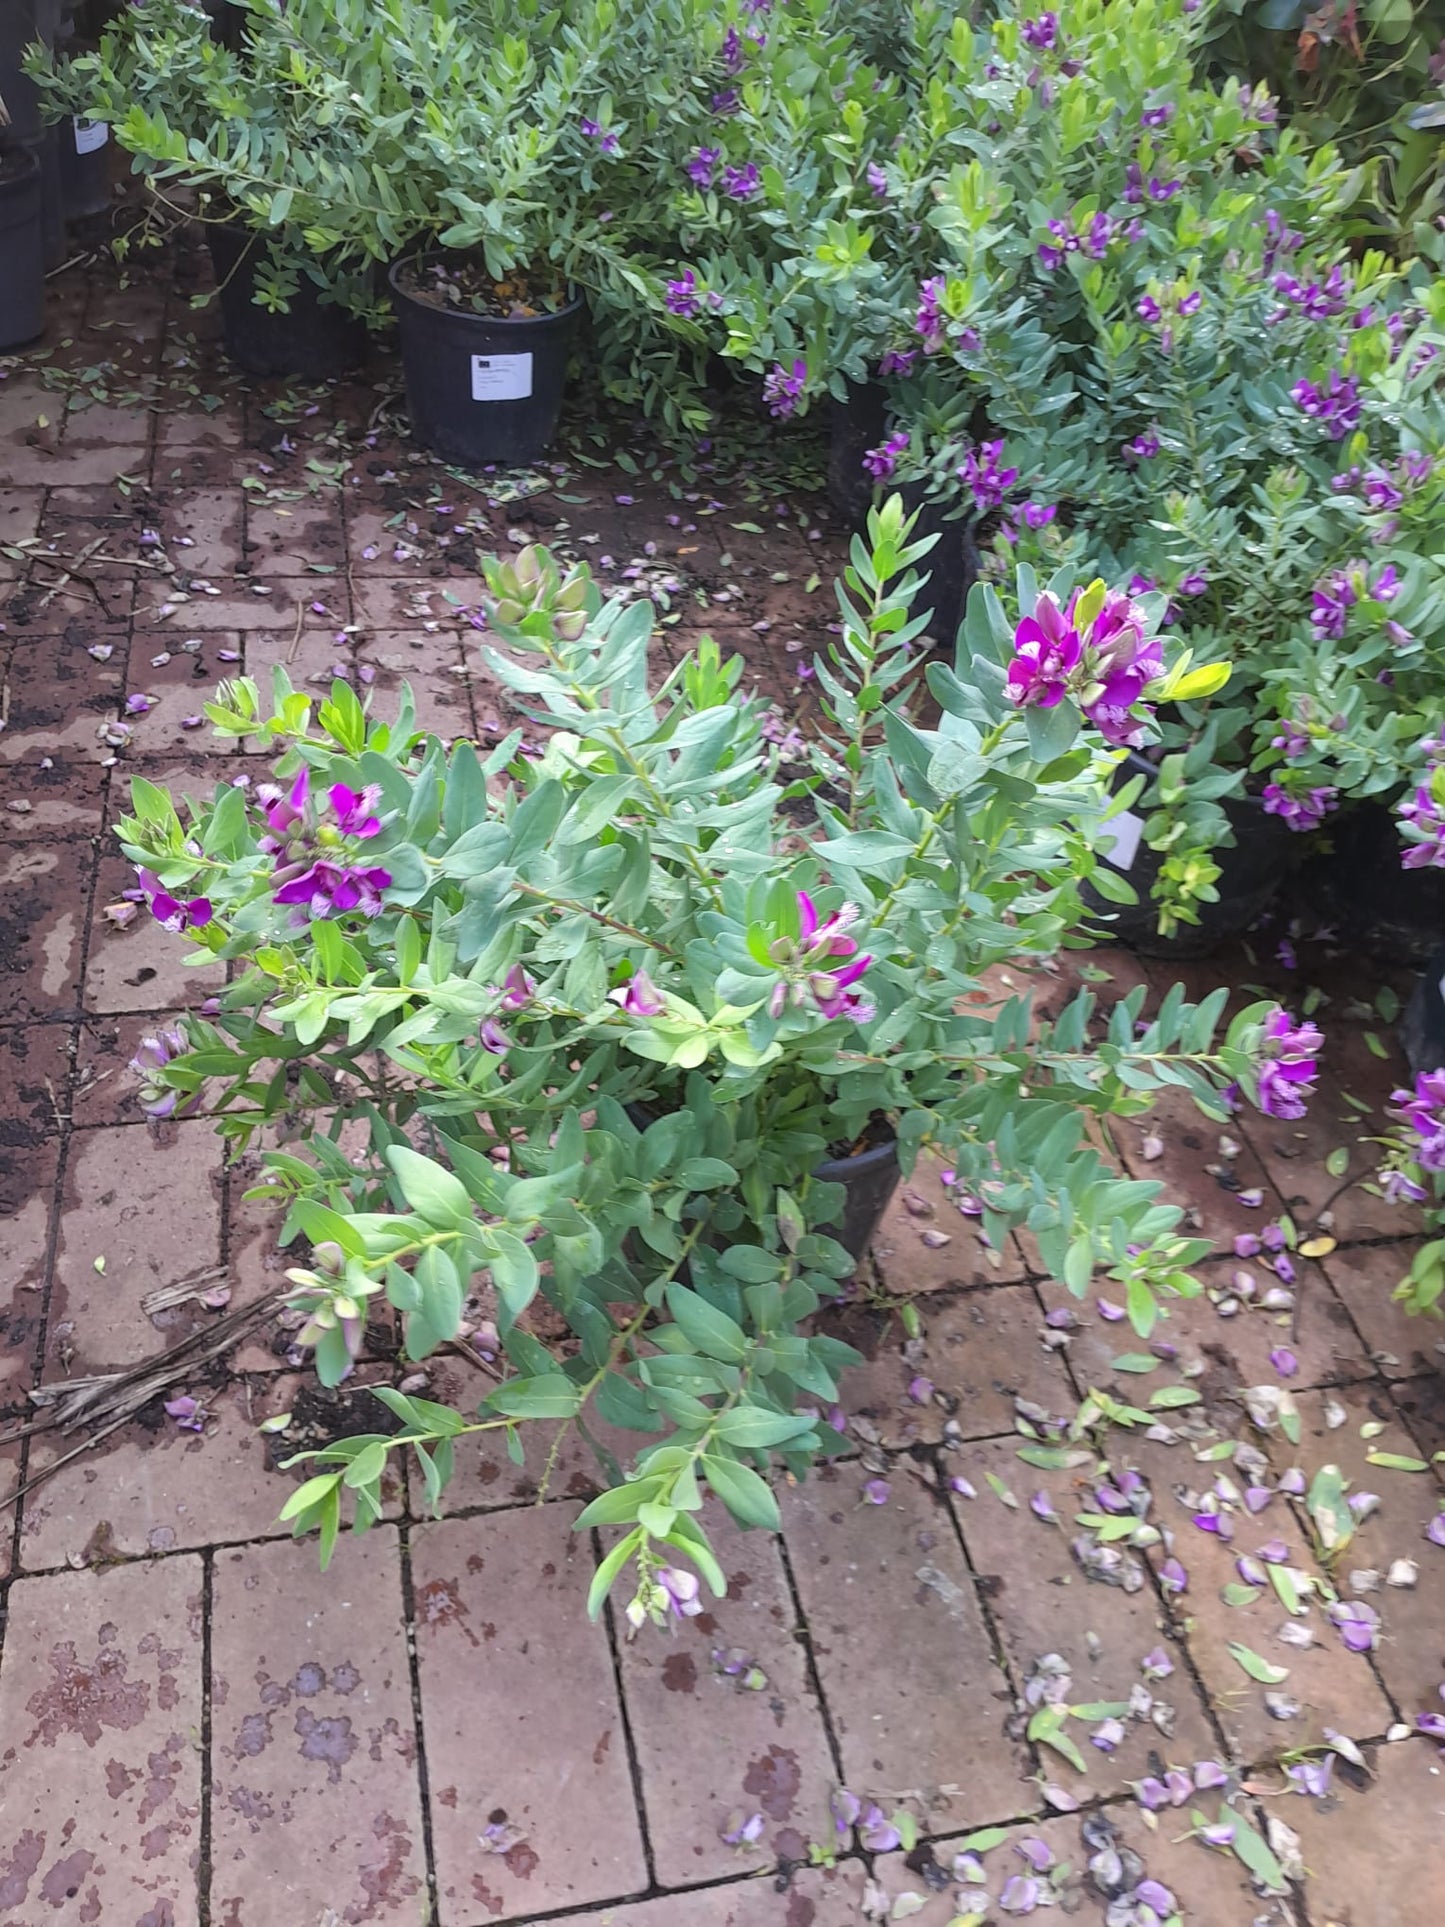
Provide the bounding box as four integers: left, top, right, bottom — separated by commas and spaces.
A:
114, 500, 1297, 1602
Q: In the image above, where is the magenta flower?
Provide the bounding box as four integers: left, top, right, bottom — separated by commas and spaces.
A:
665, 270, 700, 317
958, 438, 1018, 512
878, 347, 918, 376
137, 869, 212, 934
762, 358, 806, 419
1021, 501, 1056, 529
129, 1024, 191, 1118
609, 967, 665, 1016
1389, 1069, 1445, 1170
1400, 782, 1445, 869
687, 145, 721, 188
1125, 431, 1161, 460
810, 955, 874, 1022
327, 782, 383, 839
263, 766, 310, 841
1255, 1008, 1322, 1120
862, 430, 909, 480
499, 964, 535, 1010
1311, 568, 1357, 639
479, 1017, 511, 1055
273, 860, 391, 920
1006, 592, 1081, 710
915, 276, 947, 352
1022, 10, 1058, 46
1292, 370, 1361, 439
1262, 782, 1337, 832
579, 117, 620, 155
722, 162, 761, 201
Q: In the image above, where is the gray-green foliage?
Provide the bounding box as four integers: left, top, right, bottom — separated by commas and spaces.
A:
115, 500, 1273, 1614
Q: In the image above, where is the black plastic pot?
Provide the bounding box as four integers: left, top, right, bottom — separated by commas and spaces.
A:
0, 146, 46, 351
1084, 751, 1297, 960
1297, 801, 1445, 966
388, 256, 583, 467
207, 224, 369, 380
626, 1104, 901, 1266
815, 1133, 903, 1262
58, 115, 112, 221
827, 382, 979, 649
1401, 948, 1445, 1076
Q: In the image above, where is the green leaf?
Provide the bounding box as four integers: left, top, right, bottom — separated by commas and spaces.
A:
1227, 1808, 1289, 1895
1325, 1146, 1350, 1178
1110, 1354, 1158, 1373
278, 1472, 341, 1522
1149, 1385, 1201, 1409
701, 1453, 780, 1530
665, 1284, 748, 1363
586, 1528, 642, 1620
488, 1374, 583, 1420
1365, 1452, 1429, 1471
714, 1407, 817, 1449
387, 1145, 471, 1226
1227, 1642, 1290, 1684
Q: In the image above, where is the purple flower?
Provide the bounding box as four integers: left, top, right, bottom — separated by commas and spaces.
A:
687, 145, 721, 188
1126, 431, 1161, 460
810, 953, 874, 1023
273, 860, 391, 921
859, 1803, 900, 1851
762, 358, 806, 418
1022, 11, 1058, 47
1021, 501, 1057, 529
710, 88, 741, 116
862, 1477, 891, 1505
609, 967, 665, 1016
1399, 781, 1445, 869
862, 429, 909, 480
721, 1811, 765, 1846
1293, 370, 1361, 439
1178, 289, 1202, 316
124, 691, 156, 715
866, 161, 888, 198
1137, 1880, 1176, 1915
1149, 175, 1182, 201
878, 347, 918, 377
657, 1565, 703, 1618
1372, 563, 1401, 603
1269, 1346, 1299, 1377
1178, 569, 1208, 596
136, 869, 212, 934
665, 270, 700, 318
327, 782, 382, 839
129, 1025, 190, 1119
1262, 783, 1337, 833
499, 964, 535, 1010
999, 1876, 1043, 1915
1141, 101, 1175, 126
720, 25, 743, 70
1286, 1757, 1334, 1799
1159, 1556, 1188, 1594
1389, 1070, 1445, 1170
722, 161, 760, 200
164, 1395, 206, 1431
915, 276, 947, 353
830, 1787, 861, 1836
1255, 1007, 1322, 1120
1363, 469, 1403, 511
580, 117, 620, 155
1329, 1601, 1379, 1652
1006, 592, 1081, 709
958, 438, 1018, 512
1137, 293, 1161, 323
1311, 568, 1357, 639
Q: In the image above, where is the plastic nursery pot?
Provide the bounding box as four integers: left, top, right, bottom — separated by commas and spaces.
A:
206, 224, 369, 381
1084, 750, 1297, 961
826, 382, 979, 649
1400, 946, 1445, 1076
0, 146, 45, 352
388, 255, 584, 469
58, 115, 113, 222
1296, 800, 1445, 967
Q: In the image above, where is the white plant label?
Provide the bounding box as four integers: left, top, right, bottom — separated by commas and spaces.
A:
73, 118, 109, 154
1100, 808, 1144, 872
470, 353, 533, 402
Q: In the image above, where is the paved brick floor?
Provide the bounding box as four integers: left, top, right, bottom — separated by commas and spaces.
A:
1, 238, 1443, 1926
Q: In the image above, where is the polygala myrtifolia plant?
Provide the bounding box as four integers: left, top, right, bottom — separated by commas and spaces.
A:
116, 500, 1314, 1618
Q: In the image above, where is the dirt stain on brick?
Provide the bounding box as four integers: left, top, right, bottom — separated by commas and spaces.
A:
470, 1874, 504, 1916
0, 1830, 45, 1909
743, 1744, 801, 1821
503, 1841, 539, 1880
350, 1809, 419, 1921
785, 1893, 817, 1927
295, 1707, 357, 1784
661, 1652, 698, 1695
415, 1576, 480, 1648
25, 1641, 150, 1748
39, 1848, 93, 1905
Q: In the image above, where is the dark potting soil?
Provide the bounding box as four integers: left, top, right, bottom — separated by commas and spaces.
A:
393, 255, 570, 320
262, 1378, 405, 1473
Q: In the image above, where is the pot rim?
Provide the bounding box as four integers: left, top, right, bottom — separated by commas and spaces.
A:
387, 252, 585, 325
0, 145, 43, 191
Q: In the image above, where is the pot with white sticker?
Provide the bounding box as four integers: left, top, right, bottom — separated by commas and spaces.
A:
388, 252, 584, 468
1086, 750, 1297, 959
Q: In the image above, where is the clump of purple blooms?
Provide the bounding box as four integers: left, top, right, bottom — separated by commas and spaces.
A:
1021, 10, 1058, 48
767, 891, 874, 1025
137, 869, 212, 934
1004, 586, 1163, 747
1389, 1070, 1445, 1171
762, 357, 806, 419
1261, 780, 1337, 832
665, 269, 700, 317
862, 429, 909, 481
258, 768, 392, 921
1255, 1009, 1322, 1120
957, 438, 1019, 513
1292, 369, 1360, 440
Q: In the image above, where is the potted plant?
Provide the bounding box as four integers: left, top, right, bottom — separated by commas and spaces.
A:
114, 499, 1310, 1609
0, 85, 45, 349
28, 0, 378, 375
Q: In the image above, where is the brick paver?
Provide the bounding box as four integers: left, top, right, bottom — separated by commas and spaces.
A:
412, 1503, 648, 1918
0, 243, 1441, 1927
210, 1529, 426, 1927
0, 1556, 203, 1924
